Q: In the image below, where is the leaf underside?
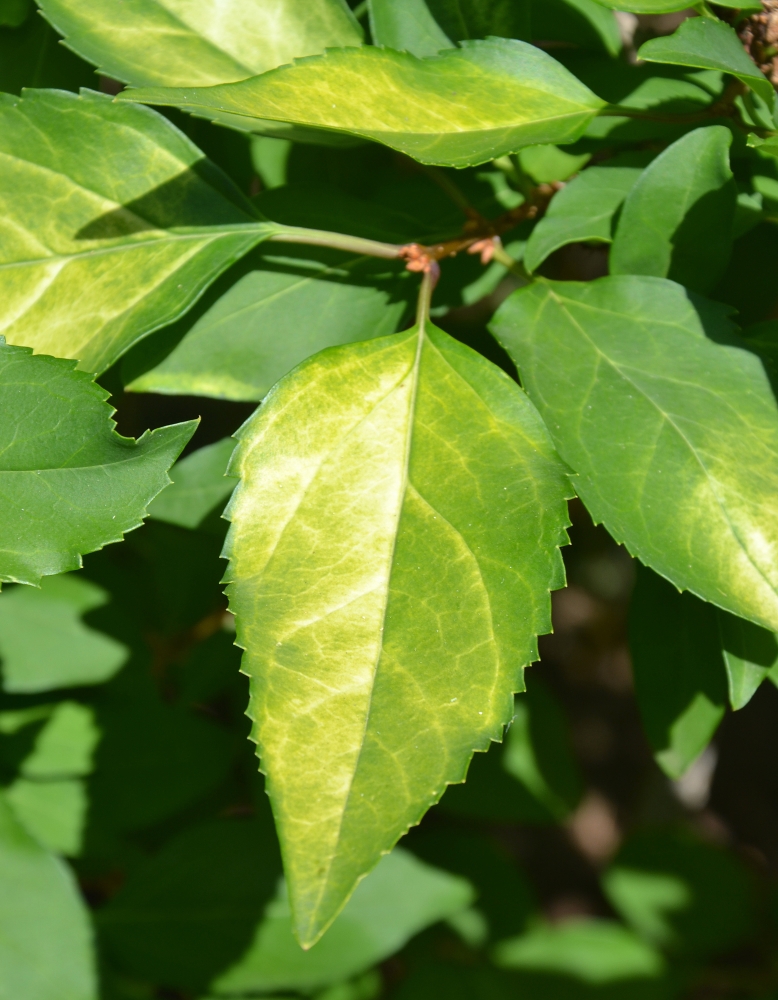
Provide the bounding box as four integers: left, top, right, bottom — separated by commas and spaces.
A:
0, 340, 196, 586
0, 88, 268, 373
491, 275, 778, 632
223, 321, 571, 946
119, 39, 606, 167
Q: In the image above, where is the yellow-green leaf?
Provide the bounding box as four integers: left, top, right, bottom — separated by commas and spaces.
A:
118, 39, 606, 167
223, 318, 571, 946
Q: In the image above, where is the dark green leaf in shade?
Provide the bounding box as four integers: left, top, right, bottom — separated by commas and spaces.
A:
0, 574, 127, 692
211, 849, 474, 996
368, 0, 452, 57
603, 829, 754, 956
118, 40, 606, 168
223, 318, 572, 946
98, 817, 282, 995
717, 609, 778, 711
494, 919, 665, 984
0, 10, 95, 93
0, 89, 269, 374
637, 17, 776, 107
0, 341, 196, 587
37, 0, 362, 88
425, 0, 532, 43
609, 126, 735, 294
147, 439, 237, 529
491, 275, 778, 634
524, 166, 642, 273
531, 0, 621, 57
0, 791, 97, 999
588, 0, 700, 11
124, 247, 411, 402
713, 223, 778, 326
628, 564, 727, 778
0, 0, 31, 26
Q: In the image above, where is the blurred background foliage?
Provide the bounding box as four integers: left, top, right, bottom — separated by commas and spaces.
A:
2, 0, 778, 997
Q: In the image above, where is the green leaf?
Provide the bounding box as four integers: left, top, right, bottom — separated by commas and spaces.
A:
5, 779, 87, 856
502, 677, 583, 819
0, 790, 97, 999
524, 166, 641, 272
494, 919, 664, 984
37, 0, 362, 87
223, 318, 571, 946
629, 565, 727, 778
531, 0, 621, 57
0, 88, 270, 374
98, 817, 282, 994
518, 144, 591, 184
368, 0, 452, 57
0, 13, 95, 94
717, 609, 778, 711
21, 702, 99, 778
588, 0, 694, 11
0, 574, 127, 692
125, 246, 411, 402
426, 0, 531, 43
212, 849, 474, 996
638, 17, 775, 107
118, 39, 606, 168
0, 341, 196, 587
147, 439, 237, 529
491, 275, 778, 633
609, 126, 735, 294
603, 830, 754, 956
0, 0, 31, 27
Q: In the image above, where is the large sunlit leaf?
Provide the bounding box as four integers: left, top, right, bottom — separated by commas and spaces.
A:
0, 340, 196, 586
223, 317, 572, 946
524, 165, 641, 273
609, 126, 736, 294
0, 790, 97, 999
0, 88, 270, 374
37, 0, 362, 87
212, 849, 474, 996
629, 565, 727, 778
118, 39, 606, 167
0, 574, 127, 692
125, 246, 411, 402
638, 17, 776, 107
490, 275, 778, 632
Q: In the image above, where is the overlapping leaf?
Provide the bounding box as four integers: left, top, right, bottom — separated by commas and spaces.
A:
147, 439, 237, 529
609, 126, 735, 294
224, 317, 572, 945
119, 39, 606, 167
638, 17, 775, 106
0, 89, 270, 373
0, 340, 196, 586
37, 0, 362, 87
491, 275, 778, 632
524, 165, 641, 273
368, 0, 453, 57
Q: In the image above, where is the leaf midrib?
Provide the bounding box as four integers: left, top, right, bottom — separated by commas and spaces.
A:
546, 288, 778, 600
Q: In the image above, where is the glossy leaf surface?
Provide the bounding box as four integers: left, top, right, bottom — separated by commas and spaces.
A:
213, 849, 474, 995
0, 791, 97, 999
0, 574, 127, 692
127, 247, 410, 402
491, 275, 778, 632
610, 126, 735, 294
629, 565, 726, 778
638, 18, 775, 106
147, 439, 237, 529
224, 318, 571, 945
524, 166, 641, 273
0, 89, 268, 373
0, 341, 196, 586
37, 0, 362, 87
119, 40, 606, 167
